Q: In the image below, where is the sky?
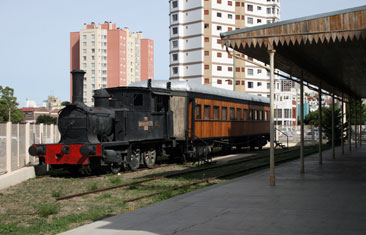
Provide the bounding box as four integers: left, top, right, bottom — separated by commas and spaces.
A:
0, 0, 365, 107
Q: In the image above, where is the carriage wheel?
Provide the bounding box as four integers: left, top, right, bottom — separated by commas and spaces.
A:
143, 149, 156, 169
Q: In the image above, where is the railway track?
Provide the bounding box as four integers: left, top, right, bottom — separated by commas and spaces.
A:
55, 146, 309, 202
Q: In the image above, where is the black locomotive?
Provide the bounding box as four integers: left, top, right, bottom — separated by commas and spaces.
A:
29, 70, 270, 173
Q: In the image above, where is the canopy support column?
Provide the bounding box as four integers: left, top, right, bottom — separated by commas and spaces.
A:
355, 99, 358, 149
268, 49, 276, 187
341, 93, 344, 155
300, 73, 305, 173
359, 100, 362, 146
332, 94, 335, 160
349, 100, 352, 152
319, 86, 323, 165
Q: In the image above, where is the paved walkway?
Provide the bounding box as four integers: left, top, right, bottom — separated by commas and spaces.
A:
63, 146, 366, 235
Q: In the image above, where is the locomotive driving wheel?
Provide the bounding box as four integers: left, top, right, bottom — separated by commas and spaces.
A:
110, 163, 121, 174
128, 150, 140, 171
143, 149, 156, 169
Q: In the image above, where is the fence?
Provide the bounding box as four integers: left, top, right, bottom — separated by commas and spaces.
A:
0, 122, 60, 174
275, 125, 366, 147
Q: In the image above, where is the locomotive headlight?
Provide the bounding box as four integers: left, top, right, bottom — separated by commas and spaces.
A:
80, 145, 96, 156
28, 145, 46, 156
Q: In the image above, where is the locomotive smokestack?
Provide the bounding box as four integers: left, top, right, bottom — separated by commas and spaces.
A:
71, 70, 86, 104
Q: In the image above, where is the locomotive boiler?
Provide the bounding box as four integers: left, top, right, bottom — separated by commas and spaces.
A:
29, 70, 270, 174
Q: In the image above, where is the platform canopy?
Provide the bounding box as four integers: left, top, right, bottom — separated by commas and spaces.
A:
221, 5, 366, 99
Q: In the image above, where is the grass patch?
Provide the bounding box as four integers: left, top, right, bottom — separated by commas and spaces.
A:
109, 176, 122, 185
86, 182, 99, 191
51, 189, 63, 198
34, 203, 60, 218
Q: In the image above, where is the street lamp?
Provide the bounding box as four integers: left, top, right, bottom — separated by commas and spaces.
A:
0, 92, 11, 122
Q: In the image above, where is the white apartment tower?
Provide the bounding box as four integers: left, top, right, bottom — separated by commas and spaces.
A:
169, 0, 280, 97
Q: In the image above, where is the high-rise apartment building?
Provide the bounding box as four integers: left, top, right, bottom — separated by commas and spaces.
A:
70, 22, 154, 105
169, 0, 280, 97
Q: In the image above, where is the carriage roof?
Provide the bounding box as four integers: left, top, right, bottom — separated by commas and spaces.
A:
129, 80, 269, 104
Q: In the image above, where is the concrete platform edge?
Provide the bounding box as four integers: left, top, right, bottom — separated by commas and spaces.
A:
0, 167, 36, 190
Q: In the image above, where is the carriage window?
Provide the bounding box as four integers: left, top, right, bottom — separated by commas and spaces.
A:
243, 109, 248, 120
195, 104, 202, 119
213, 106, 220, 120
204, 105, 211, 120
134, 94, 143, 106
254, 110, 258, 120
222, 107, 227, 120
236, 109, 241, 120
265, 111, 268, 120
249, 109, 253, 120
230, 108, 235, 120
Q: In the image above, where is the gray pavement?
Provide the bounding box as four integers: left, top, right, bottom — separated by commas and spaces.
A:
62, 145, 366, 235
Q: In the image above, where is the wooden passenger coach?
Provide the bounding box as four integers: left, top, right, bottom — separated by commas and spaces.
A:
130, 80, 270, 151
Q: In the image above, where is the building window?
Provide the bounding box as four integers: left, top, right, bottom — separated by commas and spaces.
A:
91, 49, 95, 53
228, 1, 232, 6
284, 109, 290, 118
205, 64, 209, 70
267, 8, 271, 14
217, 0, 221, 3
172, 53, 178, 61
205, 51, 209, 56
204, 10, 209, 15
213, 106, 219, 120
172, 40, 178, 48
172, 27, 178, 34
257, 69, 262, 74
247, 4, 253, 12
236, 67, 240, 72
257, 6, 262, 10
236, 81, 240, 86
82, 35, 87, 39
83, 42, 87, 46
204, 78, 210, 84
217, 79, 222, 84
172, 1, 178, 8
228, 67, 233, 72
217, 39, 222, 44
228, 80, 232, 85
173, 67, 178, 74
257, 19, 262, 23
204, 23, 209, 29
217, 66, 222, 71
247, 17, 254, 24
204, 105, 211, 120
217, 26, 222, 31
248, 82, 253, 88
228, 14, 232, 19
172, 14, 178, 21
195, 105, 202, 119
241, 81, 245, 86
83, 56, 86, 61
217, 52, 222, 57
217, 12, 222, 17
248, 68, 254, 75
236, 15, 240, 20
204, 37, 209, 42
267, 83, 270, 89
257, 82, 262, 86
228, 27, 232, 31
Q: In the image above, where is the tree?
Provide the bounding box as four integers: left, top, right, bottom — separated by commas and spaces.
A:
322, 107, 342, 145
0, 86, 24, 123
36, 115, 57, 125
304, 106, 343, 145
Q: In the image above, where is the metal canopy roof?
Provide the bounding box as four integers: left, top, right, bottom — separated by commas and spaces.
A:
221, 5, 366, 99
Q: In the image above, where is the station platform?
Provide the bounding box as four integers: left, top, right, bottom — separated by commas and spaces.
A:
63, 145, 366, 235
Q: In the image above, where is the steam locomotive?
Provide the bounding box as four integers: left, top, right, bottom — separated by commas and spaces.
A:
29, 70, 270, 173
